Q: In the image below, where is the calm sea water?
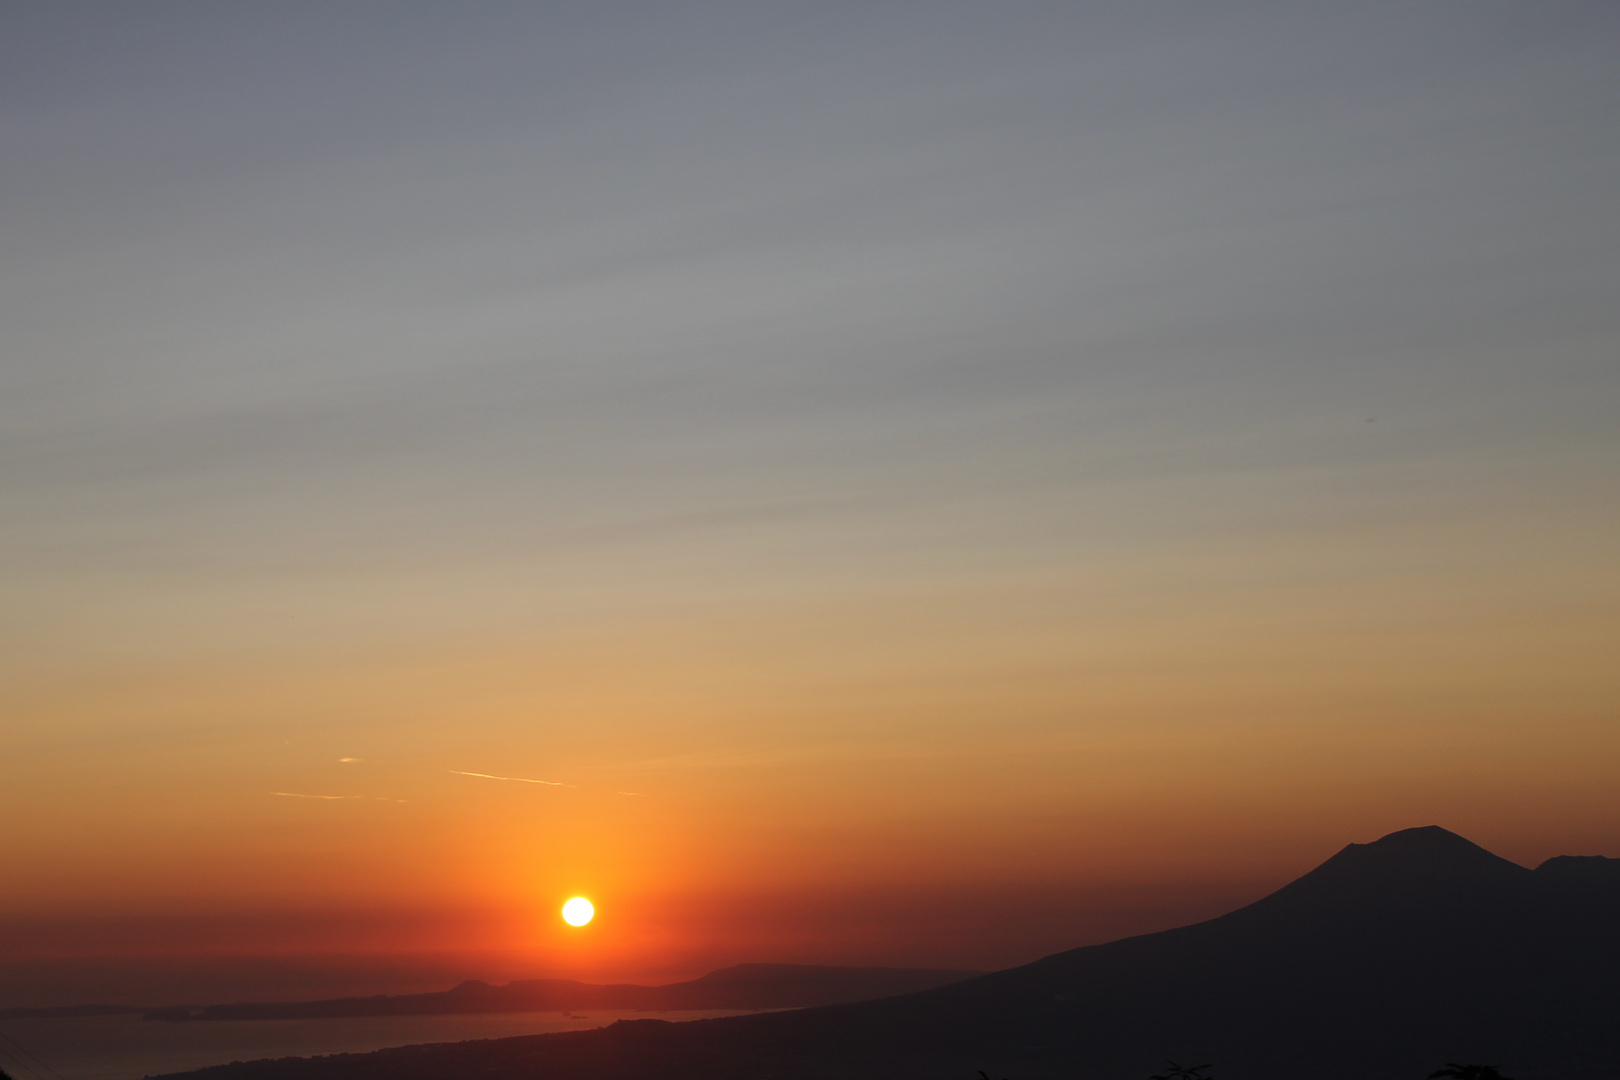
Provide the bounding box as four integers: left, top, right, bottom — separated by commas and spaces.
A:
0, 1010, 767, 1080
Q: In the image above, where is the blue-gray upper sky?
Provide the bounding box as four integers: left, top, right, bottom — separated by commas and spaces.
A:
5, 3, 1614, 589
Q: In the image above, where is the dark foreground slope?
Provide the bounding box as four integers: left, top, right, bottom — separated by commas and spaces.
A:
147, 964, 979, 1021
154, 828, 1620, 1080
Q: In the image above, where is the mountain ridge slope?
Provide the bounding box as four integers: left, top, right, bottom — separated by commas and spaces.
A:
151, 827, 1620, 1080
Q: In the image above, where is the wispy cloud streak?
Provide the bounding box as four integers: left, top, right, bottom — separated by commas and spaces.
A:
271, 792, 402, 802
449, 770, 575, 787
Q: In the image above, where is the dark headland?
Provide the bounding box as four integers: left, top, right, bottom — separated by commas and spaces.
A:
150, 827, 1620, 1080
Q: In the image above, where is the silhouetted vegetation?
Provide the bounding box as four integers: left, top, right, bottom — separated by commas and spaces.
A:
1431, 1065, 1514, 1080
1151, 1061, 1214, 1080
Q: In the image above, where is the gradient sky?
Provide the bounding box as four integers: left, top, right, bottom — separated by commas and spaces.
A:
3, 3, 1618, 1006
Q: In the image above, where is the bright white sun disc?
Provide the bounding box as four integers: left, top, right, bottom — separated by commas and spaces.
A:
561, 897, 594, 926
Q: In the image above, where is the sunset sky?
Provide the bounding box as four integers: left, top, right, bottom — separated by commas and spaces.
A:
3, 3, 1618, 1007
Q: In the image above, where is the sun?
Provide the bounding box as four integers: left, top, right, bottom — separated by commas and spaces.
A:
561, 896, 595, 927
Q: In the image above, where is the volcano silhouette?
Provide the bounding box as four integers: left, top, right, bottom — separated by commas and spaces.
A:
158, 827, 1620, 1080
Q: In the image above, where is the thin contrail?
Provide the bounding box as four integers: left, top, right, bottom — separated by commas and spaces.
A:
272, 791, 402, 801
450, 770, 575, 787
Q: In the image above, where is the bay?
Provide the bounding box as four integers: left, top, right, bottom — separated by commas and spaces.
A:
0, 1010, 768, 1080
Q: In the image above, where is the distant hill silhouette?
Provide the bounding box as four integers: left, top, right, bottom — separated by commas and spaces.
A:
0, 1004, 142, 1020
143, 964, 979, 1021
150, 827, 1620, 1080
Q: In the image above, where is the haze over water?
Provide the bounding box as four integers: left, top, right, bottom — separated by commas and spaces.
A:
2, 3, 1617, 1009
1, 1011, 768, 1080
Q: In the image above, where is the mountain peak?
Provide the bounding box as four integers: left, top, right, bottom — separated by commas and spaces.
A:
1317, 825, 1528, 880
1535, 853, 1620, 880
1232, 826, 1531, 923
1363, 824, 1491, 852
